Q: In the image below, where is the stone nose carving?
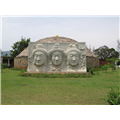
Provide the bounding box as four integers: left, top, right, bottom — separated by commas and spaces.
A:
37, 56, 41, 61
72, 56, 76, 61
55, 56, 59, 61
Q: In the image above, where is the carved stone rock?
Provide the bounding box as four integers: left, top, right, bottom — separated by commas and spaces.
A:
28, 42, 86, 73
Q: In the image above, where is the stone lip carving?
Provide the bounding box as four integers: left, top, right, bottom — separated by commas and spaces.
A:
28, 44, 48, 72
66, 44, 81, 70
48, 43, 66, 71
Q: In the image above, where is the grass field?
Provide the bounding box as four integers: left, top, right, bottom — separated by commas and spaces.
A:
1, 68, 120, 105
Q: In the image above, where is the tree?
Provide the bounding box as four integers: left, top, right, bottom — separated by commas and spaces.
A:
101, 64, 109, 73
94, 45, 119, 60
10, 37, 30, 58
106, 58, 118, 71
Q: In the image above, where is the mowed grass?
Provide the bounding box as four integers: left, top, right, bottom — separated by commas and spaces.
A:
1, 68, 120, 105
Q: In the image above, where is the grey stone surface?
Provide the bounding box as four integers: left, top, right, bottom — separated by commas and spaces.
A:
28, 42, 86, 73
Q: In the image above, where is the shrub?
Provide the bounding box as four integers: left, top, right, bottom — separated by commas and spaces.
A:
63, 74, 67, 78
66, 74, 73, 78
1, 63, 8, 69
18, 72, 91, 78
107, 63, 116, 71
73, 74, 79, 78
56, 73, 62, 78
102, 86, 120, 105
24, 73, 27, 77
86, 73, 91, 77
48, 74, 54, 78
12, 68, 20, 70
95, 67, 101, 71
19, 72, 25, 76
20, 69, 26, 73
89, 69, 94, 75
1, 66, 4, 69
82, 74, 87, 77
101, 64, 109, 73
80, 74, 82, 77
35, 74, 40, 78
87, 67, 95, 75
40, 73, 48, 78
112, 66, 116, 71
31, 74, 35, 77
28, 73, 32, 77
87, 67, 91, 72
107, 63, 112, 67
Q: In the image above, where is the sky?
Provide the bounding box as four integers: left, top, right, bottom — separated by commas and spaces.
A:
1, 16, 120, 51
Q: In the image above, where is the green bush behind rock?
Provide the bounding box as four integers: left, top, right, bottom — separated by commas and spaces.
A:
18, 72, 91, 78
1, 63, 8, 69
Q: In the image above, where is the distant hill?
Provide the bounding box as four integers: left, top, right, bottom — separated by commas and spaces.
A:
1, 51, 11, 57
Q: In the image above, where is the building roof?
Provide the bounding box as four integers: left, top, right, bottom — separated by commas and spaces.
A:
16, 36, 97, 58
86, 47, 97, 57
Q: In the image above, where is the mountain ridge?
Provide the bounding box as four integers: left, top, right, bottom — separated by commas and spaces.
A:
1, 51, 11, 57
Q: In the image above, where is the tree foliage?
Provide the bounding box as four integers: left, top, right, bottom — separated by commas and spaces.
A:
10, 37, 30, 58
101, 64, 109, 73
93, 45, 119, 60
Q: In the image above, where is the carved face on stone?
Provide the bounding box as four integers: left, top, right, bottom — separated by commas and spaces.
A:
52, 51, 62, 66
68, 51, 79, 66
34, 51, 46, 66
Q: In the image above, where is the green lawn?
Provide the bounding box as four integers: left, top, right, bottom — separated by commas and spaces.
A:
1, 68, 120, 105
